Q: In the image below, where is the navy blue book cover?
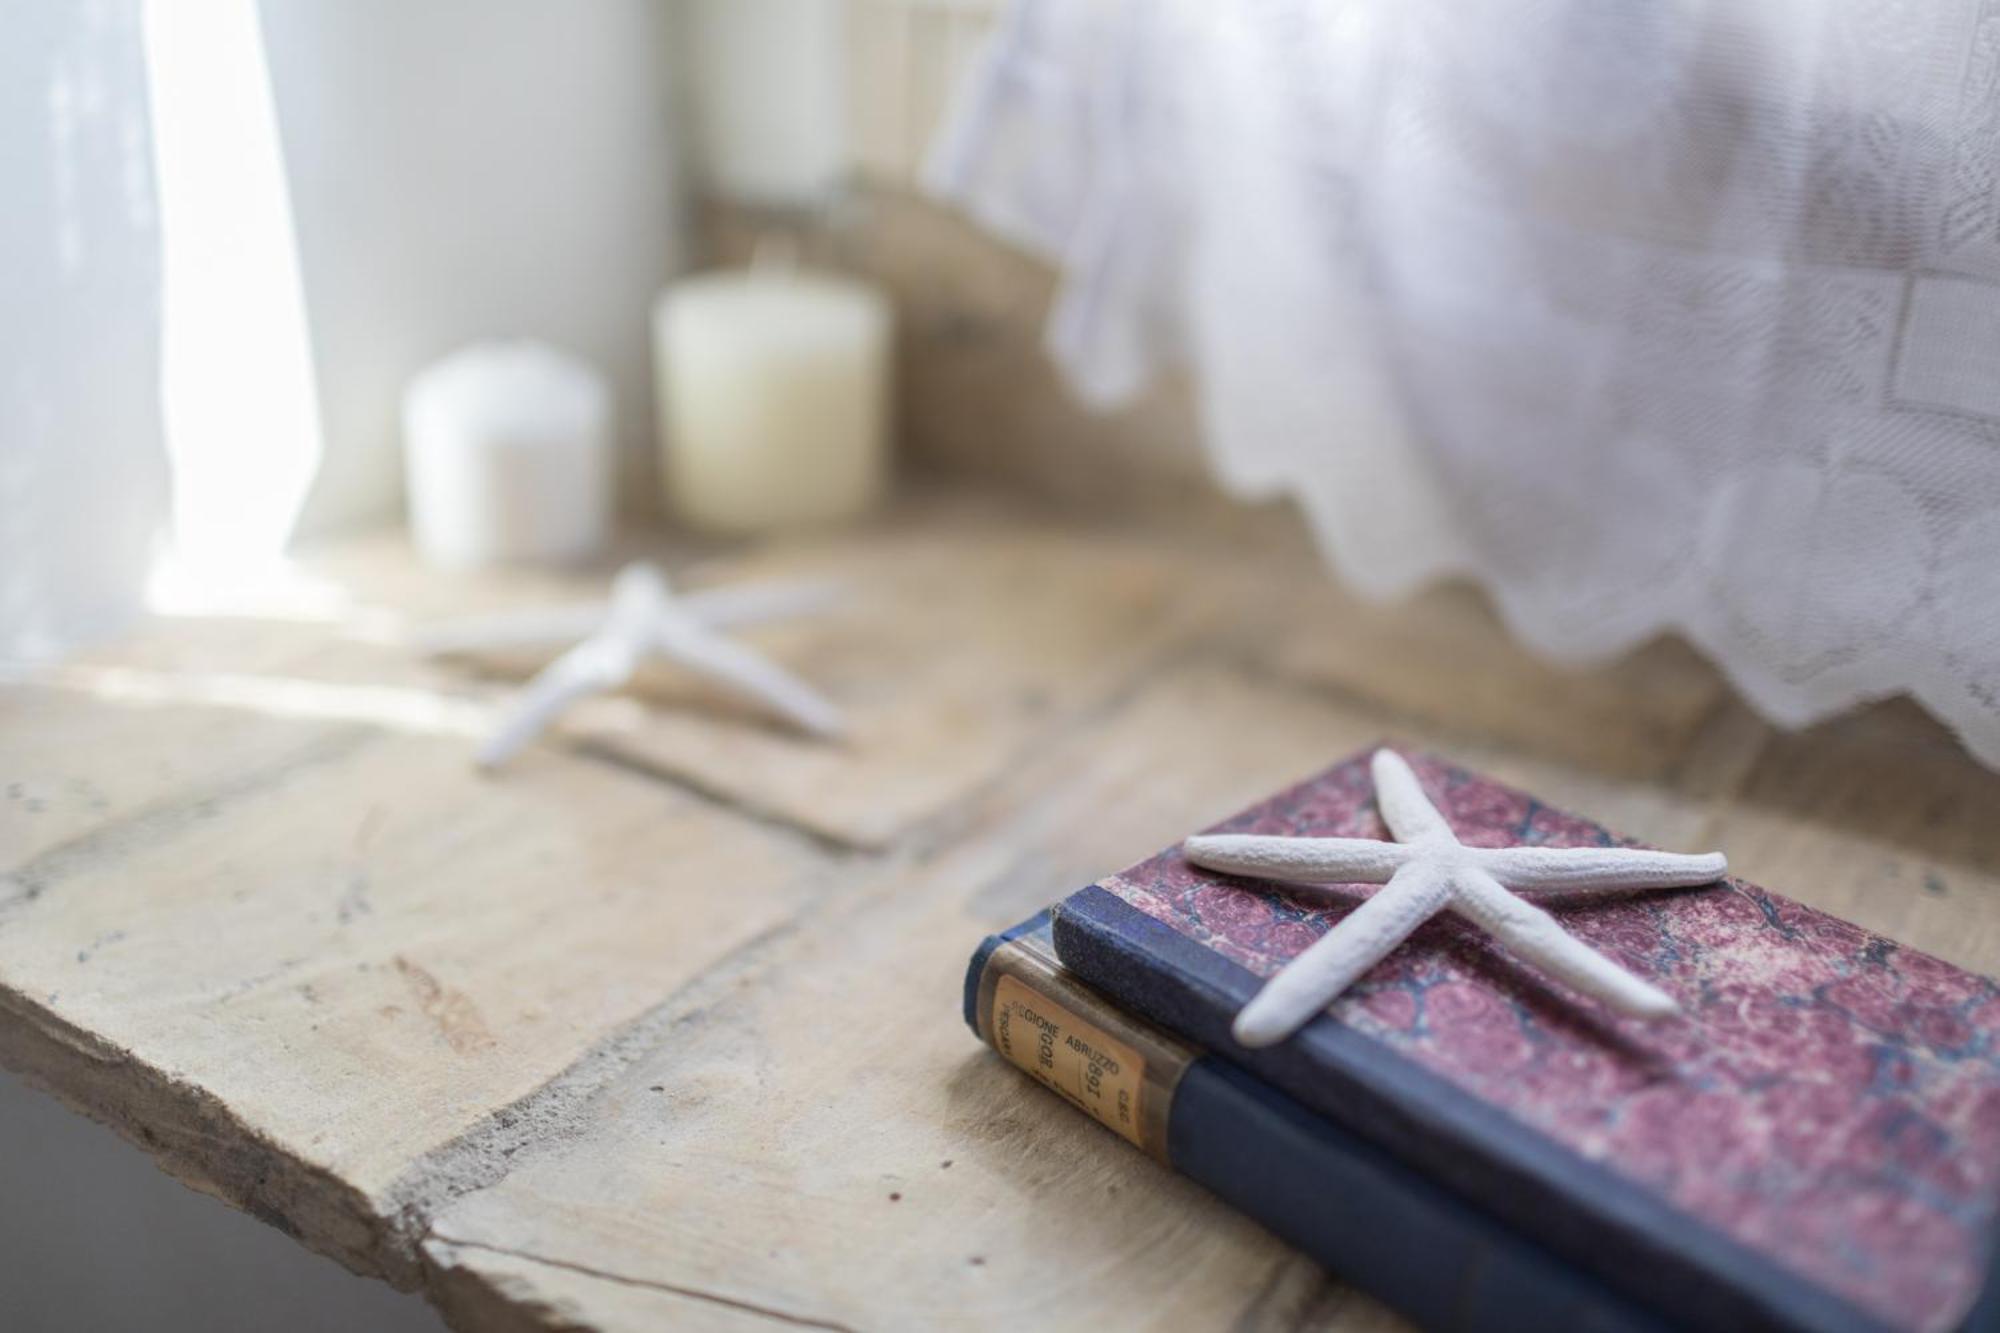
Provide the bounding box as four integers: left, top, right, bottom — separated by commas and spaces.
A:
1050, 748, 2000, 1333
967, 913, 1665, 1333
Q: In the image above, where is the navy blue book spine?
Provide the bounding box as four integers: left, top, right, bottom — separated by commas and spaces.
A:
967, 915, 1669, 1333
1050, 886, 1892, 1333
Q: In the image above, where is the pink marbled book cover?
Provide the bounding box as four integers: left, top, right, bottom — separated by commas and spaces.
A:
1056, 749, 2000, 1332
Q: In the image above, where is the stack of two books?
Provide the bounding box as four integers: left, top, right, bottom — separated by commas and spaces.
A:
964, 749, 2000, 1333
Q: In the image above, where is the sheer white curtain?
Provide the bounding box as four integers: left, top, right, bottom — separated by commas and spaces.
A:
934, 0, 2000, 767
1, 0, 167, 659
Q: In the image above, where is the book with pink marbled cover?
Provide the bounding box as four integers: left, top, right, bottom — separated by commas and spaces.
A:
1050, 748, 2000, 1333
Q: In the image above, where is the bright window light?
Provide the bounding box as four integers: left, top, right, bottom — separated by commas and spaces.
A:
142, 0, 321, 612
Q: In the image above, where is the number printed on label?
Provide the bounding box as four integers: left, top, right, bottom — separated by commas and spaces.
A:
993, 974, 1147, 1149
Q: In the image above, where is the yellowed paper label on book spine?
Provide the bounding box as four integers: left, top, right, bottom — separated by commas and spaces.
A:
992, 973, 1147, 1149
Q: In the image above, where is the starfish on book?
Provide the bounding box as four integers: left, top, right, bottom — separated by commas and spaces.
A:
1183, 749, 1727, 1046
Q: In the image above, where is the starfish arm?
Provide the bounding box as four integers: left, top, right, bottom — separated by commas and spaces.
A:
1371, 749, 1457, 845
1232, 862, 1455, 1048
1182, 835, 1413, 884
653, 618, 846, 739
674, 579, 846, 631
607, 563, 676, 640
1447, 867, 1680, 1019
477, 638, 631, 769
1477, 846, 1727, 894
411, 604, 610, 656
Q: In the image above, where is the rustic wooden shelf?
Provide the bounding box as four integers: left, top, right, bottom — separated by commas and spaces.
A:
5, 493, 1998, 1331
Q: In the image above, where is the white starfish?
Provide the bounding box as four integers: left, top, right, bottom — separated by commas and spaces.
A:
415, 563, 845, 768
1183, 749, 1726, 1047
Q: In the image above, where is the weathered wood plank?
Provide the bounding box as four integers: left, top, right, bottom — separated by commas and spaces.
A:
0, 502, 1240, 1299
1, 681, 374, 871
1707, 699, 2000, 975
426, 1239, 809, 1333
563, 513, 1218, 850
1242, 578, 1737, 784
417, 661, 1400, 1332
0, 695, 836, 1282
410, 661, 2000, 1332
5, 497, 2000, 1333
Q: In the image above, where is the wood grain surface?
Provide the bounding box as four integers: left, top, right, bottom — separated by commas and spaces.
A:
5, 492, 1998, 1330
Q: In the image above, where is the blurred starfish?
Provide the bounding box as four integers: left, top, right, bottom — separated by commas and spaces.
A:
1183, 749, 1727, 1047
415, 563, 845, 768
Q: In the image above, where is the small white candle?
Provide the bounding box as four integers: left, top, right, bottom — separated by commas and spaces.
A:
402, 341, 613, 570
654, 260, 891, 534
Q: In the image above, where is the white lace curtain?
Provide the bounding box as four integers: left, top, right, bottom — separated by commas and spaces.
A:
931, 0, 2000, 766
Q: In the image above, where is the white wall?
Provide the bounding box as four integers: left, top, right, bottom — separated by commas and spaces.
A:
259, 0, 687, 535
681, 0, 847, 207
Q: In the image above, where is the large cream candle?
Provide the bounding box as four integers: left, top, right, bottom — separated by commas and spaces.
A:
402, 341, 613, 570
654, 261, 891, 533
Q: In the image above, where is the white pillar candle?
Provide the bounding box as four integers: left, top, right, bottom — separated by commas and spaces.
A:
654, 261, 892, 534
402, 341, 613, 570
